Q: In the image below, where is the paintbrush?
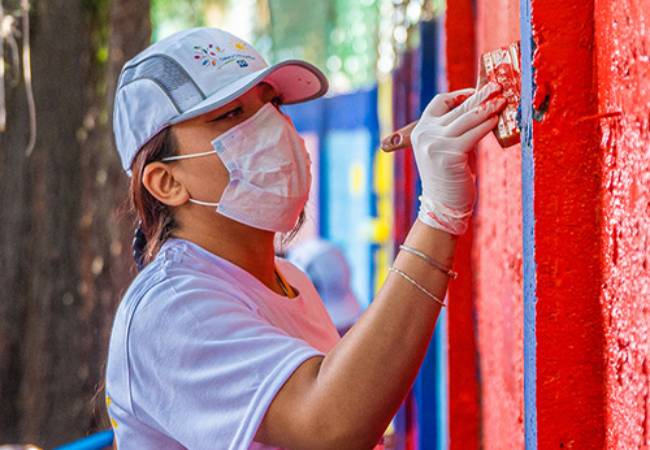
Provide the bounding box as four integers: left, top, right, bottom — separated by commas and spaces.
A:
381, 41, 522, 152
380, 121, 418, 152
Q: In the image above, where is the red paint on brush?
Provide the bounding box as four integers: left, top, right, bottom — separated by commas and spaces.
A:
595, 0, 650, 447
474, 1, 525, 448
531, 0, 606, 448
478, 43, 522, 147
445, 1, 481, 449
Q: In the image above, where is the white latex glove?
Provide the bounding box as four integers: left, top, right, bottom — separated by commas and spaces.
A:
411, 82, 505, 235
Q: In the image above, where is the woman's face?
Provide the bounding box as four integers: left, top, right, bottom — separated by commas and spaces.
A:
169, 83, 281, 204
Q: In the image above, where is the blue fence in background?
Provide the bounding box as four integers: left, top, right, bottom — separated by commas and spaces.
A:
51, 430, 113, 450
285, 88, 380, 310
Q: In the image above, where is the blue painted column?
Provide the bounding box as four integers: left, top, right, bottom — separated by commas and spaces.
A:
518, 0, 538, 448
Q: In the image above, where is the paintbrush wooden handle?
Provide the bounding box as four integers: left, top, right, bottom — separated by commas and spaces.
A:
380, 121, 418, 152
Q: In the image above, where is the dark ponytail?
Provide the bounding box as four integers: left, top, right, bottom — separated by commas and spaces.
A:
129, 127, 179, 269
132, 222, 147, 271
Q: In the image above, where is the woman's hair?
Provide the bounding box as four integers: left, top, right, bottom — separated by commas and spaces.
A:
130, 127, 179, 268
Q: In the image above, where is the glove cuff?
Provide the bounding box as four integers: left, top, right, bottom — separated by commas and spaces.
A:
418, 196, 472, 235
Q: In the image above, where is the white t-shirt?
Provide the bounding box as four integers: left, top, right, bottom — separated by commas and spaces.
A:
106, 238, 341, 450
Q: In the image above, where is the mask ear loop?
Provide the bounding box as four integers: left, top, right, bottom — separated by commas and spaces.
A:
188, 199, 220, 207
161, 150, 222, 207
160, 148, 225, 207
162, 149, 217, 161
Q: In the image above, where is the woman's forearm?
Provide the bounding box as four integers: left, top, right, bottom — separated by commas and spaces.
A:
256, 219, 458, 450
308, 219, 458, 448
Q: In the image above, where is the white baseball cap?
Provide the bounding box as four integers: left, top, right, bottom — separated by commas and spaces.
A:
287, 239, 362, 331
113, 27, 328, 174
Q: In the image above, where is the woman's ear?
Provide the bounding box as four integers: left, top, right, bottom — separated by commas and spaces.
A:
142, 162, 190, 206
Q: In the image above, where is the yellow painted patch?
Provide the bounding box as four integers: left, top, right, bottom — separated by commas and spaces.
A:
111, 416, 118, 429
349, 163, 366, 197
106, 396, 112, 408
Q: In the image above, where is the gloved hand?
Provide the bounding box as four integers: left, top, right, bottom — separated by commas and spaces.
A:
411, 82, 505, 235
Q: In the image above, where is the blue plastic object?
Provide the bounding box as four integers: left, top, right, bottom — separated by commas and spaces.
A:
51, 429, 114, 450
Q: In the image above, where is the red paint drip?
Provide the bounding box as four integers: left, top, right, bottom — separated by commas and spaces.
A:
577, 111, 623, 122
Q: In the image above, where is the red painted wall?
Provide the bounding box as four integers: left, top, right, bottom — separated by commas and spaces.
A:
595, 0, 650, 447
448, 0, 648, 447
445, 1, 480, 449
473, 1, 525, 449
530, 0, 607, 447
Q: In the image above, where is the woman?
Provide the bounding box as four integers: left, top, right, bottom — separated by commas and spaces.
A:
105, 27, 505, 450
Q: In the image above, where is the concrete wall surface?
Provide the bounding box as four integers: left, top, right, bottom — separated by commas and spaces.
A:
595, 0, 650, 447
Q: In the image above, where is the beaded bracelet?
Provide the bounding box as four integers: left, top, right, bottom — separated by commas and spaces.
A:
399, 245, 458, 279
389, 267, 447, 307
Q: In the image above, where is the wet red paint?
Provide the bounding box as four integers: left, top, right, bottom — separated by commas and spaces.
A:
451, 0, 647, 446
478, 43, 522, 147
595, 0, 650, 447
531, 0, 606, 448
474, 1, 525, 448
445, 1, 481, 449
445, 93, 472, 111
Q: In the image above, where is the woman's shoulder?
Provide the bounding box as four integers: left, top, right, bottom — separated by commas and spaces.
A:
137, 238, 250, 286
118, 239, 253, 319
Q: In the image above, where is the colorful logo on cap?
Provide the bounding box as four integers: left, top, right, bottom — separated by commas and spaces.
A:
229, 38, 250, 54
194, 42, 256, 70
194, 44, 225, 67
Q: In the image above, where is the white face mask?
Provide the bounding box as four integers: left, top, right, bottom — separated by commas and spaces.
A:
163, 103, 311, 233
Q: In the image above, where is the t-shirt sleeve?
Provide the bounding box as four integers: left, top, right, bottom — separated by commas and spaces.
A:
126, 274, 324, 450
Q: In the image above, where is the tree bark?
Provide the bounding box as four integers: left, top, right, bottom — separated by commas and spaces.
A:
0, 0, 150, 446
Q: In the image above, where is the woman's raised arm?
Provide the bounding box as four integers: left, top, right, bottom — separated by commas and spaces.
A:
256, 83, 505, 450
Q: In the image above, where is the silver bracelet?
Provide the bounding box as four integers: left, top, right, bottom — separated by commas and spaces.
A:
389, 267, 446, 307
399, 245, 458, 279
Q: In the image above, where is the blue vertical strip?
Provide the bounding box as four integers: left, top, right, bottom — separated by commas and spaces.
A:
519, 0, 538, 448
365, 88, 380, 305
412, 18, 448, 450
287, 89, 380, 308
283, 97, 328, 236
435, 308, 449, 450
318, 98, 330, 239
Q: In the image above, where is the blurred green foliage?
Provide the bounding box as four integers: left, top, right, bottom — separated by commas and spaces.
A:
152, 0, 214, 41
328, 0, 378, 90
263, 0, 332, 72
150, 0, 381, 93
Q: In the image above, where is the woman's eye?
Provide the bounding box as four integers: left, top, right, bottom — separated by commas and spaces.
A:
223, 107, 243, 119
210, 107, 243, 122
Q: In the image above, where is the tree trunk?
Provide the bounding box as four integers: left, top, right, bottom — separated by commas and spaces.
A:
0, 0, 150, 447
